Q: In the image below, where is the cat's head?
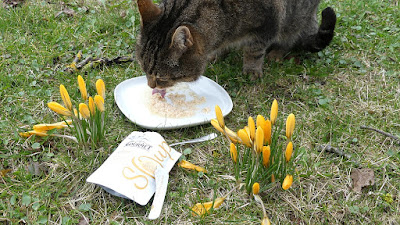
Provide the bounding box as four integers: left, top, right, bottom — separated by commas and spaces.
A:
135, 0, 206, 89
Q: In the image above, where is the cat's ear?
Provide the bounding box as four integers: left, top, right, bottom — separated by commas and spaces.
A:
170, 26, 194, 54
137, 0, 161, 24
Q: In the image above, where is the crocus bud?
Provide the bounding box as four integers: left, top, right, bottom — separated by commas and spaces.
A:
270, 99, 278, 125
282, 175, 293, 190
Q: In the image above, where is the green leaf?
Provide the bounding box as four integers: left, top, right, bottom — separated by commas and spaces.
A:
32, 143, 41, 150
10, 195, 17, 205
78, 203, 92, 212
62, 216, 71, 225
22, 193, 31, 206
32, 202, 40, 211
183, 148, 192, 155
37, 215, 48, 224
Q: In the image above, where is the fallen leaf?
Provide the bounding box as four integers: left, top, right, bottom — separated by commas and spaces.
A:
351, 168, 375, 193
77, 216, 89, 225
0, 169, 12, 177
25, 162, 48, 176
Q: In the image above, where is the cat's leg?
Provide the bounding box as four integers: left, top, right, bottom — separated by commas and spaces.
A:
243, 42, 267, 79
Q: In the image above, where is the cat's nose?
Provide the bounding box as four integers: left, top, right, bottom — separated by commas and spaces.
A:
147, 76, 157, 88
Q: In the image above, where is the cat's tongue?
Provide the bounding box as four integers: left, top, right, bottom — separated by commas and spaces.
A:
152, 88, 166, 98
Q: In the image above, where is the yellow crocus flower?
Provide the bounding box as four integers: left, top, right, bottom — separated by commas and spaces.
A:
282, 174, 293, 190
211, 118, 224, 133
48, 102, 72, 116
230, 143, 237, 163
262, 146, 271, 168
237, 129, 251, 148
178, 160, 207, 173
73, 108, 79, 118
225, 127, 239, 143
211, 119, 239, 143
19, 130, 48, 138
59, 84, 72, 111
252, 182, 260, 195
96, 79, 106, 99
255, 126, 264, 154
286, 113, 295, 140
215, 105, 225, 128
88, 96, 95, 115
33, 120, 72, 132
191, 197, 226, 216
94, 95, 105, 112
270, 99, 278, 125
271, 174, 275, 183
77, 75, 88, 101
261, 216, 271, 225
79, 103, 90, 119
263, 119, 271, 145
285, 141, 293, 162
248, 116, 255, 141
256, 115, 265, 128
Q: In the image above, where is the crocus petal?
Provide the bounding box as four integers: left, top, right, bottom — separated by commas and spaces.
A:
225, 127, 239, 143
282, 174, 293, 190
77, 75, 88, 101
285, 141, 293, 162
248, 116, 255, 141
230, 143, 237, 163
33, 120, 72, 131
178, 160, 207, 173
48, 102, 72, 116
88, 96, 95, 115
252, 182, 260, 195
261, 216, 271, 225
263, 119, 272, 145
262, 146, 271, 168
215, 105, 225, 128
270, 99, 278, 125
286, 113, 295, 140
191, 197, 226, 216
96, 79, 106, 99
19, 130, 48, 138
74, 108, 79, 118
211, 119, 224, 133
94, 95, 105, 112
59, 84, 73, 111
255, 126, 264, 154
271, 174, 275, 183
237, 129, 251, 148
79, 103, 90, 119
256, 115, 265, 128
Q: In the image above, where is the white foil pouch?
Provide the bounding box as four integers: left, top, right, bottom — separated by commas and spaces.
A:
87, 131, 181, 208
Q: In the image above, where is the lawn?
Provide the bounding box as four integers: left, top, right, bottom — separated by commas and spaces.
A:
0, 0, 399, 224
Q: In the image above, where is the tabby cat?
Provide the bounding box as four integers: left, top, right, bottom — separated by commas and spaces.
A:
135, 0, 336, 89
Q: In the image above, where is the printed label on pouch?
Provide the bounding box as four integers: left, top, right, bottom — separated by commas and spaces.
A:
87, 131, 181, 206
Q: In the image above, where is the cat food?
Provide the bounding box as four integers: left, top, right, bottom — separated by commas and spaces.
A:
146, 83, 206, 118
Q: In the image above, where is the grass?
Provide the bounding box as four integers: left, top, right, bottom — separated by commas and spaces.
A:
0, 0, 399, 224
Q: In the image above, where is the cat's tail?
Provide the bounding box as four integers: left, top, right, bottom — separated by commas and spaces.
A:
301, 7, 337, 53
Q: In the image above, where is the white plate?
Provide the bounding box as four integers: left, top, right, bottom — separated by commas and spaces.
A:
114, 76, 233, 130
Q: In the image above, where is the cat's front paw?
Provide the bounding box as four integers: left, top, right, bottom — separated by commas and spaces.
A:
243, 67, 263, 80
